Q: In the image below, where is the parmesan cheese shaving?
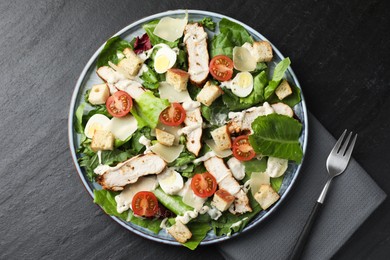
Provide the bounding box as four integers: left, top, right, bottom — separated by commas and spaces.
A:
150, 143, 184, 163
233, 46, 256, 72
250, 172, 270, 196
158, 82, 192, 103
110, 115, 138, 141
153, 12, 188, 42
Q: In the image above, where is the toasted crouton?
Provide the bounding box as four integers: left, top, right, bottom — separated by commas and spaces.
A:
253, 41, 273, 62
88, 84, 110, 105
167, 221, 192, 243
90, 130, 114, 152
212, 189, 235, 212
254, 184, 280, 210
166, 68, 190, 92
275, 80, 293, 100
196, 81, 223, 106
155, 129, 175, 146
118, 48, 143, 76
211, 125, 231, 150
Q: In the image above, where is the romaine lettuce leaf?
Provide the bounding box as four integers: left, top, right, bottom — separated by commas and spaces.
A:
142, 20, 179, 48
97, 36, 132, 68
271, 176, 284, 192
200, 97, 229, 125
249, 114, 303, 163
210, 31, 234, 58
140, 64, 159, 90
74, 103, 85, 134
267, 83, 301, 107
132, 91, 169, 129
243, 157, 267, 173
222, 70, 267, 110
264, 58, 291, 100
183, 222, 211, 250
93, 190, 161, 234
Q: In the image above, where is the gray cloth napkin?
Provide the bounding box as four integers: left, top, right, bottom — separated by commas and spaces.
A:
217, 112, 386, 260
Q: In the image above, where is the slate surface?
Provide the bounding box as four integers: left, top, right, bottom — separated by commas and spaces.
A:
1, 0, 389, 259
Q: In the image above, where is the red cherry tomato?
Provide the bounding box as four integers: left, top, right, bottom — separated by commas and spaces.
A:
191, 172, 217, 198
132, 191, 159, 217
209, 55, 234, 82
159, 103, 186, 126
106, 91, 133, 117
232, 135, 256, 161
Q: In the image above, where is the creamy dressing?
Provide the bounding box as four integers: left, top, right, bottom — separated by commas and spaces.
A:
160, 217, 169, 229
182, 100, 201, 111
242, 179, 251, 194
137, 43, 176, 61
174, 205, 222, 225
139, 135, 152, 154
193, 151, 216, 164
178, 123, 202, 136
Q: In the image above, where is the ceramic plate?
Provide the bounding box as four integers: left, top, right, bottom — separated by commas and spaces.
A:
68, 9, 308, 246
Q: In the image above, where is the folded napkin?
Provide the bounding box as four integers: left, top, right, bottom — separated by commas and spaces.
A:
217, 112, 386, 260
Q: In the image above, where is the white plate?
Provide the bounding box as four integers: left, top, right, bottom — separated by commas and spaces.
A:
68, 9, 308, 246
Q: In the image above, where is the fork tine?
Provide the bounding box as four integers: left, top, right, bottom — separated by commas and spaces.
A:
344, 133, 357, 159
339, 131, 353, 155
329, 129, 347, 156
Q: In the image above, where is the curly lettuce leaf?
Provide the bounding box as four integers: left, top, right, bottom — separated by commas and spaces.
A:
198, 17, 216, 31
93, 190, 161, 234
132, 91, 169, 129
249, 114, 303, 163
222, 70, 267, 111
219, 18, 253, 46
97, 36, 132, 67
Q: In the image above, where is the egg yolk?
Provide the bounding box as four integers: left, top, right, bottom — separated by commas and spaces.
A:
155, 55, 170, 73
87, 123, 103, 137
237, 72, 252, 88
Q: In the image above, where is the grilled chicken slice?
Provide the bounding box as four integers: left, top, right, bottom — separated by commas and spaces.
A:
204, 157, 252, 213
184, 23, 209, 86
97, 154, 166, 191
96, 66, 127, 84
182, 107, 203, 156
228, 102, 274, 133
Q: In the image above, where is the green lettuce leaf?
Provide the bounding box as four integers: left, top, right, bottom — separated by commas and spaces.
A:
153, 187, 193, 216
97, 36, 132, 67
249, 114, 303, 163
222, 70, 267, 110
74, 103, 85, 134
271, 176, 284, 192
243, 157, 267, 173
210, 31, 234, 58
264, 58, 291, 100
93, 190, 161, 234
142, 20, 179, 48
219, 18, 253, 46
198, 17, 216, 31
140, 64, 159, 90
132, 91, 169, 129
183, 222, 212, 250
267, 83, 301, 107
200, 97, 229, 125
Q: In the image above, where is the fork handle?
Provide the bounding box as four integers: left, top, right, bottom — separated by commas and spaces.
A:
289, 201, 323, 260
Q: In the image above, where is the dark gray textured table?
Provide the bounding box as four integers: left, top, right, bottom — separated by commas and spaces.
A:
1, 0, 389, 259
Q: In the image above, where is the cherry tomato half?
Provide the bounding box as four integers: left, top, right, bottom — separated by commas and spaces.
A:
159, 103, 186, 126
131, 191, 159, 217
191, 172, 217, 198
106, 91, 133, 117
232, 135, 256, 161
209, 55, 234, 82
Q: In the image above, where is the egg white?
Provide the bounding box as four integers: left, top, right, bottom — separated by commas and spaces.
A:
228, 72, 254, 97
84, 114, 112, 138
154, 46, 177, 74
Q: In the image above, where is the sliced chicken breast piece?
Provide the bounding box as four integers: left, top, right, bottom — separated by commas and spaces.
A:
183, 107, 203, 156
228, 102, 274, 133
204, 157, 252, 213
184, 23, 209, 86
97, 154, 166, 191
96, 66, 127, 84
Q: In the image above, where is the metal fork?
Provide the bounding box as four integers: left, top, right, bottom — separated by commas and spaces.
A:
290, 130, 358, 260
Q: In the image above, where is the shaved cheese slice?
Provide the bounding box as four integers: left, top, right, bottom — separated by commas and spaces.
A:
153, 13, 188, 42
157, 122, 183, 145
182, 179, 207, 210
233, 46, 257, 72
110, 115, 138, 141
266, 157, 288, 178
159, 82, 192, 103
250, 172, 270, 196
150, 143, 184, 163
205, 139, 232, 158
115, 176, 158, 213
